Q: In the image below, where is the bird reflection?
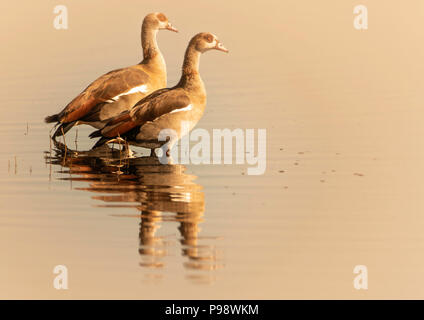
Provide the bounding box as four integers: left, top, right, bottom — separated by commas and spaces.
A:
45, 141, 223, 282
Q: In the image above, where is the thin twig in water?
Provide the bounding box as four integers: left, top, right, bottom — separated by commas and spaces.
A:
69, 159, 73, 190
74, 128, 78, 150
49, 134, 52, 155
61, 127, 67, 162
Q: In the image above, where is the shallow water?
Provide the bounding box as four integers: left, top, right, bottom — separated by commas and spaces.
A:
1, 0, 424, 299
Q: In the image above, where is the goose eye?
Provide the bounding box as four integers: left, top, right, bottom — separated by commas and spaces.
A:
205, 35, 213, 43
157, 13, 166, 22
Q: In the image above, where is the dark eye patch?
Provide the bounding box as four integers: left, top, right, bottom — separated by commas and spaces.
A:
157, 13, 166, 22
205, 34, 213, 43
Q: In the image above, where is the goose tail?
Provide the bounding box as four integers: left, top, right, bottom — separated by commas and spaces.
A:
44, 114, 59, 123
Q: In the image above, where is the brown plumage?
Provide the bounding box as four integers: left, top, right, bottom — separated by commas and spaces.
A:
45, 12, 178, 139
90, 32, 228, 154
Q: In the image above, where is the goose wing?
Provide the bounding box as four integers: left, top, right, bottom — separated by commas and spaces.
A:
58, 67, 150, 123
92, 88, 191, 138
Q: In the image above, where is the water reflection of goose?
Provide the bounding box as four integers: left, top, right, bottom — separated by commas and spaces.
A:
45, 141, 223, 280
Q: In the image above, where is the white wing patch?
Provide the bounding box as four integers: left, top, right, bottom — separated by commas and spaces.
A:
170, 104, 193, 114
106, 85, 148, 103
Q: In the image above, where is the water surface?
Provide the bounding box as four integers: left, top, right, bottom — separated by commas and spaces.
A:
1, 0, 424, 299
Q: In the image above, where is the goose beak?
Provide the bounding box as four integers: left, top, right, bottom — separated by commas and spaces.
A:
215, 41, 229, 53
166, 23, 178, 33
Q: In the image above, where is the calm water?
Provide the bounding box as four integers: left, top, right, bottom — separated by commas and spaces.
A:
1, 0, 424, 299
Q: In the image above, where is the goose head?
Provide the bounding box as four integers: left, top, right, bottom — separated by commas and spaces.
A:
144, 12, 178, 33
192, 32, 229, 53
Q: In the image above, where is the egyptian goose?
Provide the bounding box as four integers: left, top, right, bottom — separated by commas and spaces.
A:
89, 32, 228, 156
45, 12, 178, 139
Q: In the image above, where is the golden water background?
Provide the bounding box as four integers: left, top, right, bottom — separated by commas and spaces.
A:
1, 0, 424, 298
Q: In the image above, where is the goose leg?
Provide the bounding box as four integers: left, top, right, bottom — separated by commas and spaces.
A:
166, 149, 174, 164
157, 147, 172, 164
123, 141, 133, 157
